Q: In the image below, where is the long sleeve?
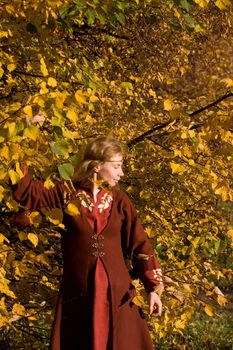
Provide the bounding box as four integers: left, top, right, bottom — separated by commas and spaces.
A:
12, 168, 67, 228
121, 192, 164, 293
13, 170, 65, 211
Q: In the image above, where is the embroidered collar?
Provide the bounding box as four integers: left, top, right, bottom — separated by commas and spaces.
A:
76, 190, 113, 213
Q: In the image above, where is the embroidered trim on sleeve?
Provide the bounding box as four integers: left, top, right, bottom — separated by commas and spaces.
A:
152, 268, 164, 284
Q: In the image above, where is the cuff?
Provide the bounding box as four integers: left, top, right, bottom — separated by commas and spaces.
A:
140, 268, 165, 294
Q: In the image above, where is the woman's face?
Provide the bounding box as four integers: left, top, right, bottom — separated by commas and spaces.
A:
96, 154, 124, 187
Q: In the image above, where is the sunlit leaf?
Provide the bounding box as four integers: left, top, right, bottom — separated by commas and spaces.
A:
65, 200, 80, 216
47, 77, 57, 87
204, 304, 214, 316
27, 233, 39, 247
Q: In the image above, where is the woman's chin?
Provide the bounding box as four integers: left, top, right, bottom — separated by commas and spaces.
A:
108, 180, 118, 187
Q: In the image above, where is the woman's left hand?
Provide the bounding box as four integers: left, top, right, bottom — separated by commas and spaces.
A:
148, 291, 162, 317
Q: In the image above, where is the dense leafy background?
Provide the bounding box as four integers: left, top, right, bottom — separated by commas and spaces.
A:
0, 0, 233, 349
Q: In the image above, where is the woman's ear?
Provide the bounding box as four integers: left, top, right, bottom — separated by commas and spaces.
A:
94, 163, 101, 173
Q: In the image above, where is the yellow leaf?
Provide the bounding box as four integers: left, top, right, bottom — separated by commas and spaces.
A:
89, 95, 99, 103
7, 63, 16, 72
66, 110, 78, 125
47, 77, 57, 87
46, 208, 63, 225
0, 233, 9, 244
215, 0, 231, 10
132, 295, 145, 308
0, 185, 5, 202
149, 89, 156, 98
221, 78, 233, 87
6, 4, 15, 14
188, 159, 195, 165
65, 200, 80, 216
163, 99, 173, 111
13, 261, 27, 279
174, 149, 182, 157
16, 162, 24, 178
18, 231, 27, 241
226, 229, 233, 246
145, 215, 153, 223
0, 278, 16, 298
214, 186, 229, 201
6, 199, 18, 211
183, 284, 194, 293
40, 58, 48, 77
8, 169, 20, 185
23, 105, 33, 116
0, 31, 9, 38
23, 125, 40, 140
193, 0, 210, 7
204, 304, 214, 316
29, 211, 42, 227
0, 67, 4, 79
0, 145, 10, 159
85, 114, 96, 124
217, 294, 227, 306
27, 233, 39, 247
170, 162, 186, 174
12, 303, 26, 316
145, 227, 154, 238
36, 253, 50, 266
40, 81, 49, 94
54, 92, 68, 109
175, 319, 186, 329
75, 90, 87, 104
44, 178, 55, 189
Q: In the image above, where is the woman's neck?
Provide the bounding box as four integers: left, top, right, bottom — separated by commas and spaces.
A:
92, 181, 100, 203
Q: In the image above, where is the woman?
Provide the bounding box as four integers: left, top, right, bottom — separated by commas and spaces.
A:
13, 136, 164, 350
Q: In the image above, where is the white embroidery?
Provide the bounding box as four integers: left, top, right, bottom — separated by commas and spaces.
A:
76, 190, 113, 213
97, 193, 113, 213
75, 190, 94, 212
152, 268, 164, 284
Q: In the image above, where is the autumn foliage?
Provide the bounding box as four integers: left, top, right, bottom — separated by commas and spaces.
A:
0, 0, 233, 348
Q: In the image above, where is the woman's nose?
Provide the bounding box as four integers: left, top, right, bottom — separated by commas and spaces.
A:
119, 167, 124, 177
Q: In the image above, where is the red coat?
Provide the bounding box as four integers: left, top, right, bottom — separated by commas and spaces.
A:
13, 173, 163, 350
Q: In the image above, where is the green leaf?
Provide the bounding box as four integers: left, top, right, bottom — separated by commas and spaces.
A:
180, 0, 194, 12
115, 12, 126, 25
184, 14, 196, 28
58, 163, 74, 180
120, 82, 133, 90
85, 8, 96, 25
50, 140, 70, 157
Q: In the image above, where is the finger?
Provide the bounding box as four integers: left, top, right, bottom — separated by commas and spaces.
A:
149, 301, 154, 315
150, 301, 162, 317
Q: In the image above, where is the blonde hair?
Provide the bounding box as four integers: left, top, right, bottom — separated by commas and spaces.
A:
73, 136, 124, 185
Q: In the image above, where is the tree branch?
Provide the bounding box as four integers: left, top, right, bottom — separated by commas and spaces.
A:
189, 91, 233, 117
128, 92, 233, 147
127, 120, 172, 148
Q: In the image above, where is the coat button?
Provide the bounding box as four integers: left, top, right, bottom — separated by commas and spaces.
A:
91, 251, 105, 257
92, 243, 104, 248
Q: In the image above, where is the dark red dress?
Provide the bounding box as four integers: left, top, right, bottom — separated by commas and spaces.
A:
13, 173, 164, 350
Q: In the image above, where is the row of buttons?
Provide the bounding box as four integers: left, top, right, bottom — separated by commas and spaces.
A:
91, 234, 105, 257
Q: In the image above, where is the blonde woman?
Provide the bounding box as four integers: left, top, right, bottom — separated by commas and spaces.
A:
13, 136, 164, 350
